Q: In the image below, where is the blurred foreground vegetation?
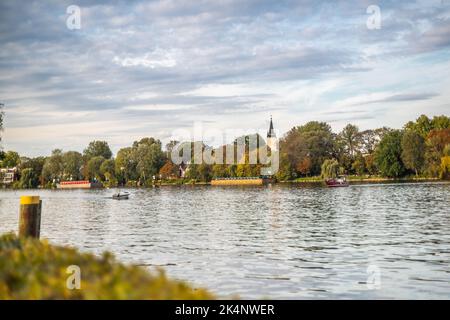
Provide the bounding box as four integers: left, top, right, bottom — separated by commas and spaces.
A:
0, 233, 213, 299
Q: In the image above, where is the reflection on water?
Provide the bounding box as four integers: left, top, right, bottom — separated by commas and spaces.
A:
1, 182, 449, 299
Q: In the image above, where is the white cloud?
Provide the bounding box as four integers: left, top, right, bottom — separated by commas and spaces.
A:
123, 104, 186, 111
113, 49, 177, 68
1, 0, 450, 156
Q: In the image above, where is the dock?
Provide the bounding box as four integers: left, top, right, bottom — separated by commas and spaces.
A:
211, 177, 275, 186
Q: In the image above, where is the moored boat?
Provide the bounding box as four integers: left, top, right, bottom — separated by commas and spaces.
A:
58, 180, 103, 189
325, 176, 349, 187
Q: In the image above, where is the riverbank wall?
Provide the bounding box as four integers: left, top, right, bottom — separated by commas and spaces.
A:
211, 177, 275, 186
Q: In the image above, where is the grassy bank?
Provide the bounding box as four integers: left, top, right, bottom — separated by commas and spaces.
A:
0, 233, 213, 299
283, 175, 442, 184
159, 180, 211, 186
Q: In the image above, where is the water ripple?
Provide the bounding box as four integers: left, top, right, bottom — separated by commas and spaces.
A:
1, 182, 449, 298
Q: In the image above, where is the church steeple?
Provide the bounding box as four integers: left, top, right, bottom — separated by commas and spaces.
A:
266, 115, 278, 153
267, 115, 276, 138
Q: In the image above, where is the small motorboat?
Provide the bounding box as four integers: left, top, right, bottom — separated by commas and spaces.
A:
112, 191, 130, 200
325, 176, 349, 187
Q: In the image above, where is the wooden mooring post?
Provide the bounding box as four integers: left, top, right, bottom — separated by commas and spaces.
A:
19, 196, 42, 238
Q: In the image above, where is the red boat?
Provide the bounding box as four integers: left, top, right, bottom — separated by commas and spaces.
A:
325, 176, 349, 187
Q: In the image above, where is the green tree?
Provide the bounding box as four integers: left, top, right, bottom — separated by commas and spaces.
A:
18, 168, 36, 189
20, 157, 45, 187
133, 137, 160, 149
339, 124, 361, 159
114, 138, 165, 184
236, 163, 251, 177
404, 115, 450, 138
83, 141, 112, 160
227, 164, 237, 177
86, 156, 105, 181
364, 154, 377, 175
351, 153, 366, 176
212, 164, 229, 178
321, 159, 339, 179
100, 159, 115, 180
100, 158, 116, 186
186, 164, 199, 181
62, 151, 83, 180
1, 151, 20, 168
165, 140, 179, 160
360, 129, 377, 154
359, 127, 392, 155
42, 149, 64, 182
134, 140, 165, 182
401, 131, 425, 176
115, 147, 137, 183
197, 163, 212, 182
404, 114, 432, 137
275, 152, 292, 180
431, 115, 450, 131
374, 130, 405, 178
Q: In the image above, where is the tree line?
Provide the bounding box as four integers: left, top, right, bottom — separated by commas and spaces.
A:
277, 114, 450, 180
0, 114, 449, 188
0, 138, 167, 188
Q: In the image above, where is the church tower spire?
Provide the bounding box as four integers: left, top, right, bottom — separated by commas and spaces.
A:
267, 115, 276, 138
266, 115, 278, 152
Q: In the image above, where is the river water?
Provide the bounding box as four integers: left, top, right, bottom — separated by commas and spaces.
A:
1, 182, 449, 299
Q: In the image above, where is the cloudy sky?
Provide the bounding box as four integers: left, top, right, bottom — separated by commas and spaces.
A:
1, 0, 449, 157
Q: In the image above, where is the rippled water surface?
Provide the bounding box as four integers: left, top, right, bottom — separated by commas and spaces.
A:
1, 182, 449, 299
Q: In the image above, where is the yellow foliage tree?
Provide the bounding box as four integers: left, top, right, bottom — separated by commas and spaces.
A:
440, 156, 450, 180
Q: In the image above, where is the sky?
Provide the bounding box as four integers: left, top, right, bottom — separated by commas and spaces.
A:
1, 0, 449, 157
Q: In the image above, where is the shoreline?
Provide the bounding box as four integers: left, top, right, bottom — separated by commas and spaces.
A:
283, 176, 442, 184
1, 177, 447, 190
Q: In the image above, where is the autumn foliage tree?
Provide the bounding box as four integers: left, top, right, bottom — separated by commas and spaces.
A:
440, 156, 450, 180
425, 129, 450, 177
401, 130, 425, 176
296, 157, 312, 176
159, 160, 178, 179
280, 121, 335, 177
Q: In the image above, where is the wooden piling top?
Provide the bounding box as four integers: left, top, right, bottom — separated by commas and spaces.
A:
20, 196, 40, 205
